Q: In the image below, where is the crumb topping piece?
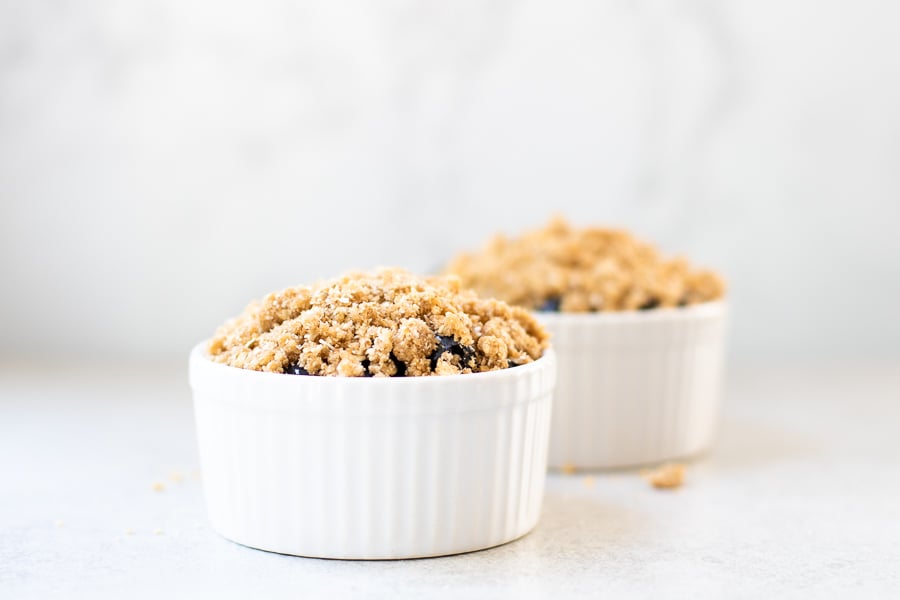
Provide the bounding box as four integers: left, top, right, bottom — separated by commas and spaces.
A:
642, 463, 686, 489
446, 217, 726, 312
208, 268, 549, 377
560, 463, 577, 475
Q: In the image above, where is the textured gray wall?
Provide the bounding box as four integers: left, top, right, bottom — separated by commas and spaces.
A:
2, 0, 899, 362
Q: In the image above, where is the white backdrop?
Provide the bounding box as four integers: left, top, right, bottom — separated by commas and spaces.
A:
2, 0, 899, 363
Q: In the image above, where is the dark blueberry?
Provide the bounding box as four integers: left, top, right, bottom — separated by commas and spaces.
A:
639, 298, 660, 311
507, 359, 520, 369
537, 296, 562, 312
284, 363, 310, 375
361, 358, 374, 377
389, 352, 407, 377
429, 335, 475, 370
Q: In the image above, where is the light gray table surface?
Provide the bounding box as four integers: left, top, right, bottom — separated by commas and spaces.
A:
2, 359, 898, 599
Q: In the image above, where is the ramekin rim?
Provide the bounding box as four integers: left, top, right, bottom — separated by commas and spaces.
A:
533, 299, 726, 322
190, 343, 556, 386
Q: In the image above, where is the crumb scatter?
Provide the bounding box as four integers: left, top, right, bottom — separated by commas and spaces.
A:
208, 268, 548, 376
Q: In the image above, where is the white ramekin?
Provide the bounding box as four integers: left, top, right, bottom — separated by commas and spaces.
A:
537, 302, 726, 470
189, 345, 556, 560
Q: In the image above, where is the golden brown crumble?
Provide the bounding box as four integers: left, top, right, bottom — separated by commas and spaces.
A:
642, 463, 686, 489
207, 268, 549, 377
560, 463, 577, 475
446, 217, 725, 312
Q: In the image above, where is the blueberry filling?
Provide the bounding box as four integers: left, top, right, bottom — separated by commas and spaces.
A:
285, 342, 469, 376
285, 355, 410, 377
429, 335, 475, 370
389, 352, 407, 377
285, 363, 310, 376
639, 298, 660, 310
537, 296, 562, 312
360, 358, 374, 377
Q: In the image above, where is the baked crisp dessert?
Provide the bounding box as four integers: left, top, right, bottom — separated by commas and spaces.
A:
208, 268, 549, 377
446, 218, 725, 312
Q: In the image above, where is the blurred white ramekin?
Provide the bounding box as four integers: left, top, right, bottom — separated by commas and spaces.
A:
189, 345, 556, 559
537, 302, 726, 470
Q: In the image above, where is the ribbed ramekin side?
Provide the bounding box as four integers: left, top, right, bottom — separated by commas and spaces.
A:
541, 306, 726, 469
191, 351, 555, 559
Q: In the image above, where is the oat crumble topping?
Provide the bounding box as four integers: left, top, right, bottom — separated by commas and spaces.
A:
446, 218, 725, 312
642, 463, 686, 489
207, 268, 549, 377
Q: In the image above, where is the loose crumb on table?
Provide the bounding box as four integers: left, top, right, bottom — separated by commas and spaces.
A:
642, 463, 686, 489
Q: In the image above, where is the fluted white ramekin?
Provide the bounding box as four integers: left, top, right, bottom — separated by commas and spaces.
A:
189, 345, 556, 559
538, 302, 726, 470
